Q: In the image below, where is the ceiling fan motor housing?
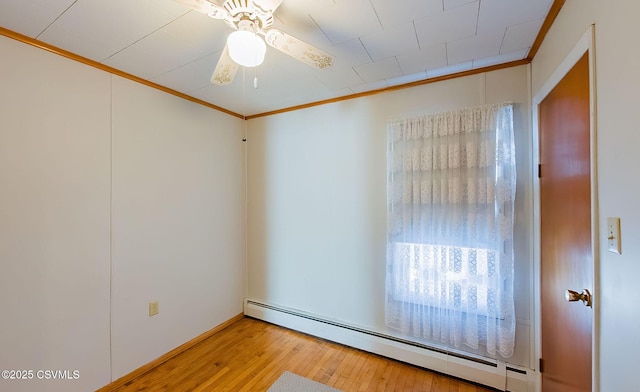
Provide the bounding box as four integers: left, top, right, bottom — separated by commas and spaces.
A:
222, 0, 274, 30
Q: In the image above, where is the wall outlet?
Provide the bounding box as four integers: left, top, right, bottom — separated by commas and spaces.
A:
149, 301, 159, 317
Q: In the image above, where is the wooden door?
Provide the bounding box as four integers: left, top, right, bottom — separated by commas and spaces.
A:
539, 52, 592, 392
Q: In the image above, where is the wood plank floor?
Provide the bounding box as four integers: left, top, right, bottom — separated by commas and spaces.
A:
110, 317, 495, 392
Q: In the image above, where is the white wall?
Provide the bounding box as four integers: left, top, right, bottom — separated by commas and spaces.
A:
110, 76, 245, 379
0, 35, 245, 391
0, 35, 111, 392
247, 65, 533, 367
531, 1, 640, 390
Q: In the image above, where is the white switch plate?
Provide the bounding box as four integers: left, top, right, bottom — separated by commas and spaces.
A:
607, 217, 621, 254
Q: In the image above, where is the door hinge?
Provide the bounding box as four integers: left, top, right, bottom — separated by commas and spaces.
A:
538, 163, 542, 179
539, 358, 544, 373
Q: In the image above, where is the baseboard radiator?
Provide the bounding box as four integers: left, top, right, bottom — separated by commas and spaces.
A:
244, 299, 534, 392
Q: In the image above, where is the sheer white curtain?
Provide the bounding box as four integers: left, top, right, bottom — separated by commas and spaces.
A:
385, 103, 516, 358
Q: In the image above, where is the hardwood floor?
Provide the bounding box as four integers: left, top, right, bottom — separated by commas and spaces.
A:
109, 317, 495, 392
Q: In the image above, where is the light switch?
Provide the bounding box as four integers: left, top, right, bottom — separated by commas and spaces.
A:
607, 217, 621, 254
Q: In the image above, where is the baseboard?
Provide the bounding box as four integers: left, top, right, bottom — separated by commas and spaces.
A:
244, 299, 536, 391
96, 313, 244, 392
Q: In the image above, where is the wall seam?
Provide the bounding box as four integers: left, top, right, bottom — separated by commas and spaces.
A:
109, 74, 114, 383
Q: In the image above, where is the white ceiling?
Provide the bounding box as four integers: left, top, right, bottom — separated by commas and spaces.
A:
0, 0, 554, 116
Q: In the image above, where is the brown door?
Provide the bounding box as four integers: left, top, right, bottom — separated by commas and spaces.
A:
539, 52, 592, 392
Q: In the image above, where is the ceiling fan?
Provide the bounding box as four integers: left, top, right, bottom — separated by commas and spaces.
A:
176, 0, 335, 85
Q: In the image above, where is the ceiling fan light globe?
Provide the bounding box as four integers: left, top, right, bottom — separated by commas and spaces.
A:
227, 30, 266, 67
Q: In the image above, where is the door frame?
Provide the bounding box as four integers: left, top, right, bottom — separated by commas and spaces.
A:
532, 25, 599, 392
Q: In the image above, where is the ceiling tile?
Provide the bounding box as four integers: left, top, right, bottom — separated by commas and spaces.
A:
104, 29, 204, 79
263, 43, 320, 74
369, 0, 442, 29
386, 72, 428, 86
37, 22, 110, 63
276, 0, 336, 19
189, 83, 247, 115
325, 39, 372, 70
310, 0, 382, 45
443, 0, 477, 11
353, 57, 403, 83
272, 0, 334, 49
269, 13, 333, 50
360, 22, 419, 61
150, 52, 222, 93
162, 11, 228, 56
414, 2, 479, 48
446, 28, 504, 65
472, 48, 528, 69
245, 69, 329, 113
478, 0, 553, 34
314, 67, 364, 90
190, 66, 311, 116
0, 0, 75, 38
396, 43, 447, 74
38, 0, 189, 61
254, 76, 327, 102
427, 61, 473, 78
350, 80, 390, 94
501, 18, 544, 53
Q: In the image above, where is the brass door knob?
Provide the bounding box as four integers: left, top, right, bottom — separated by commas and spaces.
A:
565, 289, 592, 307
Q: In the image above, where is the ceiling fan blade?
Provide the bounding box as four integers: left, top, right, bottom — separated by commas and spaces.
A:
251, 0, 283, 13
211, 44, 239, 85
174, 0, 227, 19
264, 29, 334, 70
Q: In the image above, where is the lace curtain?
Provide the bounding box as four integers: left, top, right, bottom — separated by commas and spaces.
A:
385, 103, 516, 358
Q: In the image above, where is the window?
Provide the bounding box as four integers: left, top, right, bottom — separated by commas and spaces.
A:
389, 243, 498, 317
385, 103, 516, 358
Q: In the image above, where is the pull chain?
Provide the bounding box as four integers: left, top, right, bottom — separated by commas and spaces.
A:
254, 66, 258, 89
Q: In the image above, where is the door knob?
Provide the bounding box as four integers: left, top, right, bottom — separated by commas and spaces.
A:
565, 289, 592, 307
